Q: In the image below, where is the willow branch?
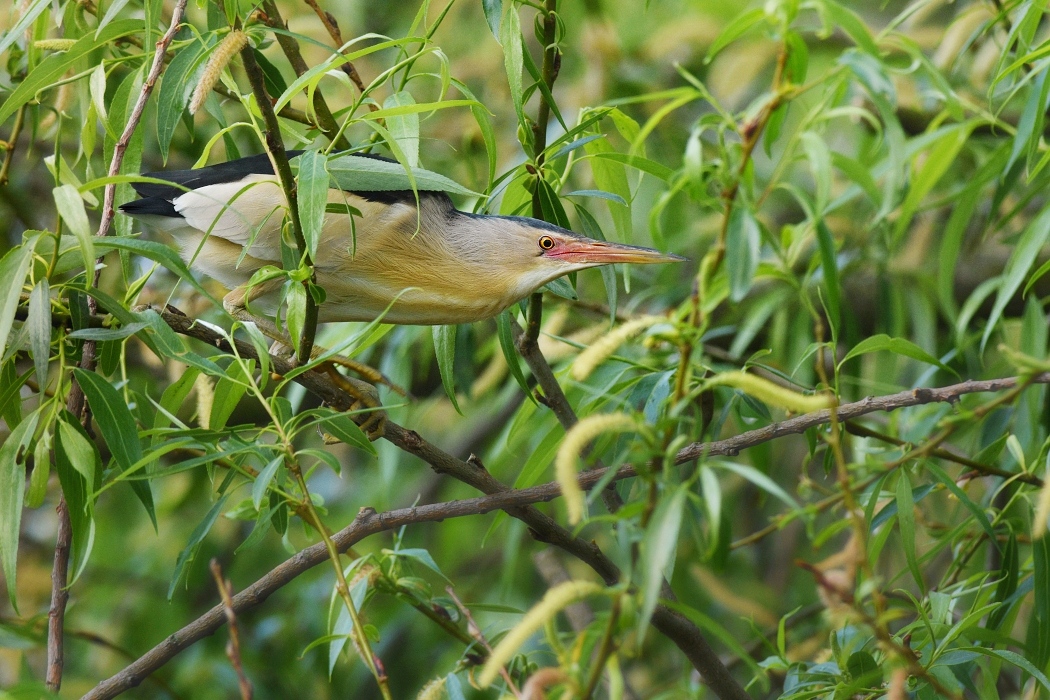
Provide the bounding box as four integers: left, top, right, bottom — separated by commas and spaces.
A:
44, 499, 72, 692
299, 0, 372, 102
257, 0, 352, 149
673, 374, 1050, 467
96, 0, 188, 241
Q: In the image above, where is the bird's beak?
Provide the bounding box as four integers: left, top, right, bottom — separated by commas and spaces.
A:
549, 239, 687, 265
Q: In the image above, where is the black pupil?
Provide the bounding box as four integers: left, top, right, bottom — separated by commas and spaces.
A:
541, 237, 552, 249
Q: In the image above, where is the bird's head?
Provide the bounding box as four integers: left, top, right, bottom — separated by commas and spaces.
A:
477, 215, 685, 296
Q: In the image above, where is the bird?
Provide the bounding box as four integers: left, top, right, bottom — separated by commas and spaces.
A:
119, 151, 684, 328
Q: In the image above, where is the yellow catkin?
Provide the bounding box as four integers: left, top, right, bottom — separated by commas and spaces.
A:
34, 39, 77, 51
478, 580, 604, 688
1033, 471, 1050, 539
555, 413, 637, 525
571, 315, 664, 381
194, 374, 214, 430
415, 677, 445, 700
189, 30, 248, 115
705, 371, 833, 414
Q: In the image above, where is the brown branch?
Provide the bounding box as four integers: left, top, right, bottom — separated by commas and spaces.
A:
95, 0, 188, 241
0, 104, 26, 185
209, 560, 253, 700
674, 375, 1050, 466
45, 499, 72, 692
257, 0, 353, 148
300, 0, 372, 102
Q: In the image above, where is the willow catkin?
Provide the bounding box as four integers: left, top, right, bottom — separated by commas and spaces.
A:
34, 39, 77, 51
194, 373, 214, 430
189, 29, 248, 115
705, 370, 833, 414
1033, 470, 1050, 539
415, 677, 445, 700
555, 413, 637, 525
477, 580, 604, 688
571, 315, 664, 381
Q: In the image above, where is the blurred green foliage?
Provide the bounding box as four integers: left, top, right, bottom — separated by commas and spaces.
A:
2, 0, 1050, 698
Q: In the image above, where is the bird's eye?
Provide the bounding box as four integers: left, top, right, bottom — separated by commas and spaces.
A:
539, 236, 555, 251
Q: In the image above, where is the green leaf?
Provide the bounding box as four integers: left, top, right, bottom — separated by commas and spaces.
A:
639, 485, 686, 640
383, 91, 421, 168
252, 456, 283, 511
296, 150, 329, 261
712, 460, 799, 509
26, 280, 51, 392
0, 20, 142, 127
726, 206, 761, 302
982, 201, 1050, 351
705, 8, 765, 62
94, 237, 215, 301
96, 0, 132, 35
542, 276, 578, 301
323, 154, 478, 196
156, 38, 210, 162
0, 242, 34, 361
316, 410, 377, 455
816, 222, 841, 333
72, 369, 155, 529
210, 360, 253, 431
482, 0, 502, 39
433, 325, 462, 414
820, 1, 880, 55
925, 463, 998, 550
500, 2, 526, 134
168, 494, 229, 600
54, 414, 98, 586
956, 648, 1050, 694
588, 152, 674, 181
895, 473, 925, 593
893, 125, 971, 243
496, 310, 533, 401
0, 410, 40, 611
987, 532, 1018, 631
584, 138, 631, 241
53, 184, 95, 274
0, 0, 50, 58
839, 334, 952, 374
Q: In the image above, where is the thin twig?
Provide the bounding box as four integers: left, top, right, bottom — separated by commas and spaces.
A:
0, 105, 26, 185
300, 0, 373, 104
209, 560, 253, 700
447, 587, 521, 697
257, 0, 353, 148
45, 499, 72, 692
95, 0, 188, 242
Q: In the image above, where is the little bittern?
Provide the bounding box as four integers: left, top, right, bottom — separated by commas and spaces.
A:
120, 151, 684, 325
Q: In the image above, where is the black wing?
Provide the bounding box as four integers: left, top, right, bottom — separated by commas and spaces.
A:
120, 151, 452, 218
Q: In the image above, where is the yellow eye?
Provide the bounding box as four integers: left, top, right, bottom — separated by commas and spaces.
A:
539, 236, 555, 251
